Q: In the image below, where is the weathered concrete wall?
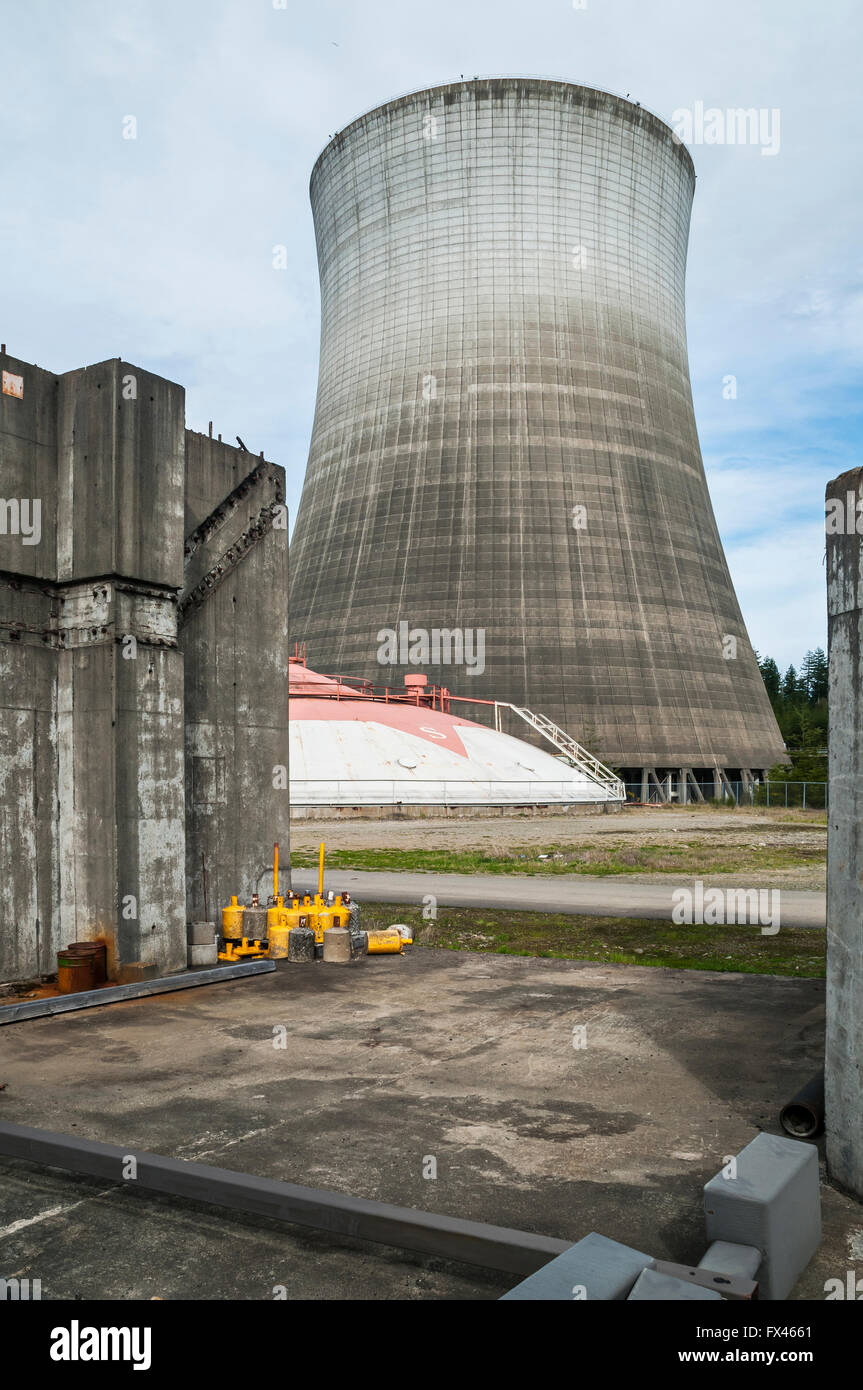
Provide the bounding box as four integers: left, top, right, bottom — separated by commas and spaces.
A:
181, 435, 289, 919
56, 361, 185, 586
0, 606, 57, 979
0, 355, 58, 580
0, 351, 287, 983
1, 354, 62, 979
825, 466, 863, 1198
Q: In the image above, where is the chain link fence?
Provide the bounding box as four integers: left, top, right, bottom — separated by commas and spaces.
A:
622, 780, 828, 809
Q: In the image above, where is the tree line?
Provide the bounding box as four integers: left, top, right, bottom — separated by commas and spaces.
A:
756, 648, 827, 780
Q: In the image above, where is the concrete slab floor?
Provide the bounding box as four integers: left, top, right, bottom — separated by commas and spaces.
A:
0, 949, 860, 1301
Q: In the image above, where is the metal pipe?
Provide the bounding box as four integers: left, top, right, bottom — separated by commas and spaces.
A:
318, 840, 325, 898
780, 1072, 824, 1139
273, 841, 279, 899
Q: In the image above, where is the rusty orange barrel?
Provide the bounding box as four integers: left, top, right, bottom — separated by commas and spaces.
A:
56, 950, 97, 994
66, 941, 107, 983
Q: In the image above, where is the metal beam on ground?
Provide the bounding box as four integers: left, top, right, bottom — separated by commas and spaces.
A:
0, 960, 275, 1026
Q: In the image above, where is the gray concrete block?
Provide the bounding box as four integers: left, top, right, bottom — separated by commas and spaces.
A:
628, 1267, 722, 1301
500, 1231, 653, 1300
188, 942, 218, 967
187, 921, 216, 946
704, 1132, 821, 1299
697, 1240, 761, 1280
652, 1258, 756, 1300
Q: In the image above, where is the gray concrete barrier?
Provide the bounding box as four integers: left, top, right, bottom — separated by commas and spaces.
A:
703, 1132, 820, 1300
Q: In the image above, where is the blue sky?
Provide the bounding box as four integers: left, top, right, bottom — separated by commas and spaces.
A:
2, 0, 860, 670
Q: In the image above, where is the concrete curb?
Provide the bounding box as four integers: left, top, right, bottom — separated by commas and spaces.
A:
0, 1121, 570, 1277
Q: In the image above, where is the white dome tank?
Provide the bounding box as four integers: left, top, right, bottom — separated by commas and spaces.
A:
289, 659, 622, 807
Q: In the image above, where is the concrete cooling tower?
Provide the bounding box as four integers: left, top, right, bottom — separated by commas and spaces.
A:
289, 78, 786, 795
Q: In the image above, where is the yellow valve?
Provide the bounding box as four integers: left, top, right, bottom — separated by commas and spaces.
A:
318, 841, 325, 899
317, 906, 337, 937
282, 900, 304, 933
266, 896, 289, 943
221, 895, 245, 941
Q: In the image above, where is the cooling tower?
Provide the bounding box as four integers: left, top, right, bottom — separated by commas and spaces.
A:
290, 78, 786, 789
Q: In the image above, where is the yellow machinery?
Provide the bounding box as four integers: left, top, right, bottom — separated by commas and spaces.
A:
220, 886, 268, 961
301, 841, 345, 944
219, 891, 268, 960
267, 923, 291, 958
266, 841, 289, 948
367, 928, 403, 955
221, 895, 245, 941
218, 839, 411, 963
220, 938, 268, 961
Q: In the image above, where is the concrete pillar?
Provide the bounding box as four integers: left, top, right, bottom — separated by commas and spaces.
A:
54, 362, 187, 981
825, 467, 863, 1198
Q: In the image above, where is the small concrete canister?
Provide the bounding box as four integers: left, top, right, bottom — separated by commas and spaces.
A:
322, 927, 352, 964
243, 906, 268, 942
287, 926, 316, 963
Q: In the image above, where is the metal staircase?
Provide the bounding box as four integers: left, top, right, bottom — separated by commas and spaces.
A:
494, 704, 625, 800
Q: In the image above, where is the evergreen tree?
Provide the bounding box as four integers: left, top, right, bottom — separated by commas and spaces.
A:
757, 650, 828, 785
782, 664, 800, 703
757, 653, 781, 701
801, 648, 828, 703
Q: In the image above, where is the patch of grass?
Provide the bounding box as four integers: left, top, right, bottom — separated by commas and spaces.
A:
358, 903, 826, 977
292, 841, 825, 877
